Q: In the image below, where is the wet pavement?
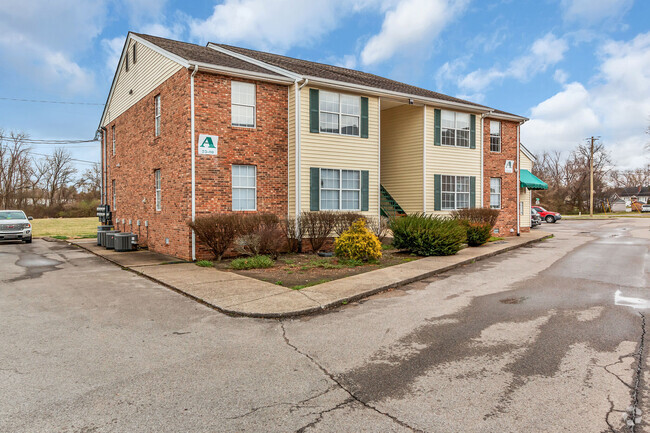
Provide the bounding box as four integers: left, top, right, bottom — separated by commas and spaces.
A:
1, 218, 649, 432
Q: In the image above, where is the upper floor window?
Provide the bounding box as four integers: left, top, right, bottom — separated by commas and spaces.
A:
441, 110, 470, 147
154, 95, 161, 137
232, 165, 256, 211
231, 81, 256, 128
490, 177, 501, 209
111, 125, 116, 155
441, 175, 470, 210
319, 91, 360, 136
320, 168, 361, 210
490, 120, 501, 152
154, 169, 161, 211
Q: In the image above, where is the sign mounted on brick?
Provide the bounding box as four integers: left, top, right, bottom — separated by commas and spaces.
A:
198, 134, 218, 155
504, 160, 514, 173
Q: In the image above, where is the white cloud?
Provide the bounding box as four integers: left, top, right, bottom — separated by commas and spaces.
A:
101, 37, 126, 75
188, 0, 371, 52
360, 0, 470, 66
457, 33, 568, 92
553, 69, 569, 84
0, 0, 107, 95
522, 32, 650, 170
561, 0, 633, 25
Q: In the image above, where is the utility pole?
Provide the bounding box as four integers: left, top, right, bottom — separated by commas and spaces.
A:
587, 136, 599, 218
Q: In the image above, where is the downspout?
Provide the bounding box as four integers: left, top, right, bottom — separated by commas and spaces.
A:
295, 78, 308, 218
100, 126, 107, 205
516, 120, 523, 236
480, 110, 494, 209
378, 99, 381, 220
422, 105, 426, 213
191, 65, 198, 260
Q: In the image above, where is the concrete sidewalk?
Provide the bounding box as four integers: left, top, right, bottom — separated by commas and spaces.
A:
69, 231, 551, 318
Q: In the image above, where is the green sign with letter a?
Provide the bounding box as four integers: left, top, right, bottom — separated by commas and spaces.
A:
198, 134, 218, 155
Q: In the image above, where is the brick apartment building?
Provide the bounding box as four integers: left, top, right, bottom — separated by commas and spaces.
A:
99, 33, 545, 260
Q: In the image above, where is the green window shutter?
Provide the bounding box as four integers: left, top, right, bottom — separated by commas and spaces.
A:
470, 176, 476, 208
361, 170, 369, 211
470, 114, 476, 149
434, 174, 441, 211
310, 167, 320, 211
309, 89, 319, 133
360, 97, 369, 138
434, 109, 441, 146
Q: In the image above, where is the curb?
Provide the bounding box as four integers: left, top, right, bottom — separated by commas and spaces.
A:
67, 233, 552, 319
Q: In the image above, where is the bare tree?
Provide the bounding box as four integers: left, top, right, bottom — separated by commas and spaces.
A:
76, 162, 101, 196
40, 147, 77, 208
0, 130, 34, 208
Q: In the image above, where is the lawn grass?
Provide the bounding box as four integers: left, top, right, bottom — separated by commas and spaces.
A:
31, 217, 98, 239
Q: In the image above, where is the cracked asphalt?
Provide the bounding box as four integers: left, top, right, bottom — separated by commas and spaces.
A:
1, 218, 649, 432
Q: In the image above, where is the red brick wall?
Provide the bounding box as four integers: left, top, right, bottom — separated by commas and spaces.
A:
483, 118, 520, 236
193, 72, 289, 259
105, 70, 290, 261
105, 68, 193, 259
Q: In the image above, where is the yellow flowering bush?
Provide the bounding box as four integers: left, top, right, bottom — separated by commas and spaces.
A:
334, 219, 382, 261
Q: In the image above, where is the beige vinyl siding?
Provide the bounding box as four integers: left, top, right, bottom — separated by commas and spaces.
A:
299, 87, 380, 218
425, 105, 482, 214
288, 85, 296, 217
102, 39, 183, 126
380, 105, 424, 213
520, 151, 533, 227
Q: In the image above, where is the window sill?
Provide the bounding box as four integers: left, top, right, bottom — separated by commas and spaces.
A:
318, 131, 361, 138
231, 125, 257, 130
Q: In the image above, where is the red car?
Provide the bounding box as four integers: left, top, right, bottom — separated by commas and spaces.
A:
532, 206, 562, 223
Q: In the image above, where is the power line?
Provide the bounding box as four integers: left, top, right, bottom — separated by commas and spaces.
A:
0, 97, 104, 106
0, 143, 98, 165
0, 135, 98, 145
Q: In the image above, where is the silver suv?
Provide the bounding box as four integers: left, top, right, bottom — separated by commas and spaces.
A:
0, 210, 33, 243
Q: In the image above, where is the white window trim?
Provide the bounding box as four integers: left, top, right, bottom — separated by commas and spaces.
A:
232, 165, 257, 211
231, 81, 256, 129
319, 168, 361, 211
490, 177, 501, 209
319, 91, 361, 137
154, 170, 162, 211
441, 110, 471, 148
441, 175, 471, 211
154, 95, 161, 137
490, 120, 501, 153
111, 125, 115, 156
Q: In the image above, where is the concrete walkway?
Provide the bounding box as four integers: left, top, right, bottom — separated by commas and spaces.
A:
69, 231, 550, 318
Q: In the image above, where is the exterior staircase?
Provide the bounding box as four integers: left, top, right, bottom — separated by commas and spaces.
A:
380, 185, 407, 219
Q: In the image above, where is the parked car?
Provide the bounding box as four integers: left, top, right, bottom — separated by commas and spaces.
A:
532, 206, 562, 223
0, 210, 33, 243
531, 208, 542, 228
642, 203, 650, 212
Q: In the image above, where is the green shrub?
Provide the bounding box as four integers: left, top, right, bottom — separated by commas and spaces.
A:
464, 221, 493, 247
450, 208, 499, 226
231, 255, 274, 270
389, 213, 466, 256
196, 260, 213, 267
333, 212, 366, 236
334, 219, 382, 261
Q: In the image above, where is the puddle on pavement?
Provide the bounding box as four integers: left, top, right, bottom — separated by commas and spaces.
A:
16, 256, 61, 268
7, 253, 63, 282
614, 290, 650, 309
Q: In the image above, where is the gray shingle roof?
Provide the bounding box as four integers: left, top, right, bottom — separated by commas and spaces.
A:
214, 43, 489, 109
134, 33, 283, 76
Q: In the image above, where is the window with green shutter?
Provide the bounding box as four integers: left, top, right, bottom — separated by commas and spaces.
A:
309, 89, 319, 133
434, 109, 441, 146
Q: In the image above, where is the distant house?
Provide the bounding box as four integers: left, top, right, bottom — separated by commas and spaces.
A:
614, 187, 650, 205
611, 198, 627, 212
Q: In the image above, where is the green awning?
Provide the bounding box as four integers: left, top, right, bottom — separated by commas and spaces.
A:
520, 169, 548, 190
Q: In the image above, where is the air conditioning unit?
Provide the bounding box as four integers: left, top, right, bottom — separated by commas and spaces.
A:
97, 225, 114, 246
104, 231, 121, 249
114, 233, 138, 252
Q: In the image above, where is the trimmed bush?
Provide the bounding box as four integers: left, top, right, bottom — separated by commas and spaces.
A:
301, 211, 338, 253
281, 217, 302, 253
450, 208, 499, 227
366, 216, 390, 243
188, 214, 240, 261
231, 255, 274, 270
464, 221, 493, 246
234, 213, 283, 259
389, 213, 466, 256
333, 212, 366, 236
334, 219, 382, 261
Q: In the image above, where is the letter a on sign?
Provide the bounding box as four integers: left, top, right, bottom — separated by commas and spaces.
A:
198, 134, 218, 155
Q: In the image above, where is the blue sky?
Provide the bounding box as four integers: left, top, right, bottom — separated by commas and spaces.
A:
0, 0, 649, 170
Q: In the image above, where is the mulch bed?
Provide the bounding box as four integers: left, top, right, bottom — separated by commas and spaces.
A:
212, 249, 419, 289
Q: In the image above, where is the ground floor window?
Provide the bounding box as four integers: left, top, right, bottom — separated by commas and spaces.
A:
154, 169, 161, 211
232, 165, 256, 211
490, 178, 501, 209
442, 175, 470, 210
320, 168, 360, 210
